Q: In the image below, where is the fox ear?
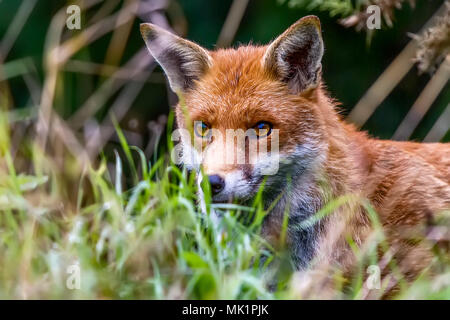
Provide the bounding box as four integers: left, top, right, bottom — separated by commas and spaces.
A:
263, 16, 324, 94
140, 23, 212, 93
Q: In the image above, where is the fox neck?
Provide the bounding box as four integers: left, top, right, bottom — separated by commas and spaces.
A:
261, 86, 369, 270
316, 87, 370, 198
264, 86, 368, 207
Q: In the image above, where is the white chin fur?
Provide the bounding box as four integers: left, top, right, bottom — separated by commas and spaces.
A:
211, 170, 253, 202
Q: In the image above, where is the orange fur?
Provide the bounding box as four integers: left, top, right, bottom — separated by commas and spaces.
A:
180, 45, 450, 281
141, 18, 450, 294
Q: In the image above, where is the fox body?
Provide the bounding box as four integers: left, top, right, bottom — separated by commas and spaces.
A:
141, 16, 450, 284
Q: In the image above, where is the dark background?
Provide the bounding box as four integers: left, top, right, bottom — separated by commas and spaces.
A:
0, 0, 448, 148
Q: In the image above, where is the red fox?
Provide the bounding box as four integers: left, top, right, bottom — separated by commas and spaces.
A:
141, 16, 450, 294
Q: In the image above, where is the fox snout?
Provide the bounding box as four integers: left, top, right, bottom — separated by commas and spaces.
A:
207, 174, 225, 195
202, 169, 257, 203
186, 125, 280, 202
201, 142, 257, 202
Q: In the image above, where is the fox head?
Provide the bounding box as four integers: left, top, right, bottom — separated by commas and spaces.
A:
141, 16, 331, 203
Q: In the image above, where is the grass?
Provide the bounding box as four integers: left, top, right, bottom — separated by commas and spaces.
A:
0, 109, 448, 300
0, 109, 277, 299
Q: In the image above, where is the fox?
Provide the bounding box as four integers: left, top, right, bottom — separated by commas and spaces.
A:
140, 16, 450, 295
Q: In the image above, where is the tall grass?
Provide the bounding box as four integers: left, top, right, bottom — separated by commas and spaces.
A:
0, 108, 448, 299
0, 107, 280, 299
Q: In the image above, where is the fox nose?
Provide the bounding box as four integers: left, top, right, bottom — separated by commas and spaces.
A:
208, 174, 225, 195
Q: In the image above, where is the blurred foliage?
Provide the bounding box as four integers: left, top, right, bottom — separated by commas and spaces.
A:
0, 110, 448, 299
279, 0, 354, 16
0, 0, 448, 144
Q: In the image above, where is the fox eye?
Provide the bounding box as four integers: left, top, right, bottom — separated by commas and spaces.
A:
253, 121, 272, 138
194, 121, 211, 138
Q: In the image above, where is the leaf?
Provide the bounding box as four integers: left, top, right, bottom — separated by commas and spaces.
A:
182, 252, 209, 269
16, 174, 48, 191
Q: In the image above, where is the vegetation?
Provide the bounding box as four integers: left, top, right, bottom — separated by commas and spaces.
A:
0, 111, 448, 299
